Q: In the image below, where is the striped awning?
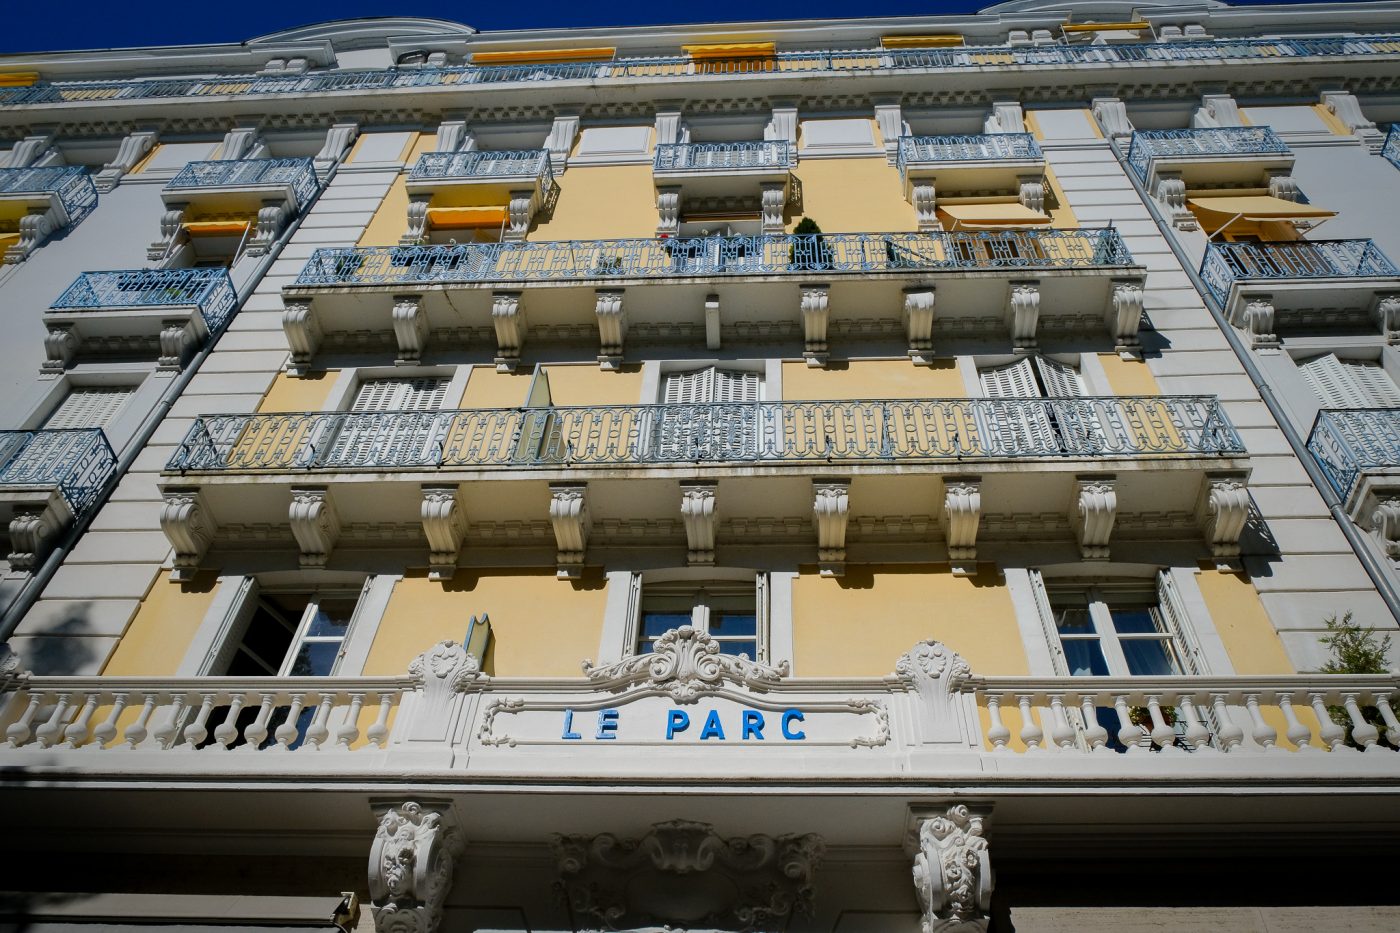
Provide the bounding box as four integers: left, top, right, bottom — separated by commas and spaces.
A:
682, 42, 777, 59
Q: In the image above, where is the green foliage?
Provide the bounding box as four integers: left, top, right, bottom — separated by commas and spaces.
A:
792, 217, 823, 236
1319, 611, 1393, 674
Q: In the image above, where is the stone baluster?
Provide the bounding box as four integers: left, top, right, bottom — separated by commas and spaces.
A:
1146, 696, 1177, 751
243, 694, 276, 750
1309, 693, 1346, 751
1342, 694, 1380, 750
336, 693, 365, 749
1177, 696, 1211, 752
985, 696, 1011, 751
1113, 696, 1140, 750
35, 694, 72, 749
275, 694, 307, 749
367, 694, 393, 747
5, 694, 41, 747
153, 695, 188, 749
92, 694, 129, 749
1243, 694, 1277, 750
1048, 694, 1076, 749
1375, 694, 1400, 747
1080, 696, 1109, 751
183, 694, 217, 748
1277, 694, 1315, 751
1211, 694, 1245, 752
213, 695, 246, 748
1016, 695, 1043, 751
123, 694, 159, 748
305, 694, 335, 749
61, 693, 100, 748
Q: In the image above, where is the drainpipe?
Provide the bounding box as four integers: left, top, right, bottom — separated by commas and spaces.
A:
0, 160, 341, 643
1102, 136, 1400, 626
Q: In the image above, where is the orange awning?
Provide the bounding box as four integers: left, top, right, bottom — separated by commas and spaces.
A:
1062, 21, 1150, 33
428, 207, 507, 229
184, 221, 250, 237
0, 72, 39, 88
881, 35, 964, 49
682, 42, 776, 60
471, 47, 615, 65
939, 203, 1053, 228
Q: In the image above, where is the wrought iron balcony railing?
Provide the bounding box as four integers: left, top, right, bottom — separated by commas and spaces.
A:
1125, 126, 1292, 180
167, 396, 1242, 474
166, 158, 318, 206
409, 148, 555, 185
4, 34, 1400, 106
0, 429, 117, 515
292, 228, 1134, 287
1199, 239, 1400, 305
895, 134, 1042, 178
51, 268, 238, 333
653, 141, 797, 172
1307, 408, 1400, 500
0, 165, 98, 224
1384, 124, 1400, 172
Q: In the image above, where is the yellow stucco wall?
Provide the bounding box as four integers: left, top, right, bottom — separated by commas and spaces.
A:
405, 132, 439, 163
361, 569, 608, 677
1044, 166, 1078, 228
788, 157, 916, 234
1096, 355, 1160, 396
101, 571, 222, 675
460, 365, 531, 408
358, 175, 410, 247
1195, 568, 1296, 674
792, 564, 1027, 676
530, 165, 659, 241
543, 363, 644, 406
781, 359, 963, 400
255, 370, 341, 413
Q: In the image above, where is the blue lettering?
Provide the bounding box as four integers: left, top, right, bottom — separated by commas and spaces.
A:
596, 708, 619, 740
561, 708, 581, 740
781, 708, 807, 741
666, 709, 690, 740
699, 709, 726, 741
741, 710, 766, 740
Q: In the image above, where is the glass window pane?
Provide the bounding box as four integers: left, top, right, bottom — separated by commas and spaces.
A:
710, 611, 757, 637
716, 639, 757, 659
288, 641, 340, 677
1055, 607, 1096, 635
1110, 608, 1162, 635
1121, 638, 1178, 676
1061, 639, 1110, 676
306, 598, 358, 636
641, 611, 690, 637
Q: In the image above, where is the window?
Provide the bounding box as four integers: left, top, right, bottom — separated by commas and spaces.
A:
327, 376, 450, 466
1298, 353, 1400, 408
635, 578, 762, 660
654, 367, 763, 461
1047, 585, 1182, 677
978, 356, 1100, 453
43, 386, 134, 430
221, 592, 361, 677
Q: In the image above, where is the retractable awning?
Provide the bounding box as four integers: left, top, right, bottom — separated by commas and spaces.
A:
1188, 195, 1336, 223
470, 48, 615, 65
682, 42, 777, 59
939, 203, 1053, 227
427, 206, 507, 229
184, 220, 251, 236
880, 35, 965, 48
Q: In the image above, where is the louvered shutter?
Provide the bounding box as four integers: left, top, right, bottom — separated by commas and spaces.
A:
1155, 570, 1205, 676
1300, 354, 1400, 408
978, 360, 1057, 454
1033, 357, 1088, 397
657, 368, 762, 460
979, 358, 1040, 399
1028, 569, 1070, 676
331, 377, 449, 466
44, 387, 134, 429
1035, 356, 1104, 452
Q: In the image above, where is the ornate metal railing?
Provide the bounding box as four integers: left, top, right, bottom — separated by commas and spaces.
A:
1125, 126, 1291, 180
4, 34, 1400, 106
51, 268, 239, 332
167, 396, 1241, 474
1199, 239, 1400, 305
1384, 124, 1400, 171
0, 165, 97, 225
0, 429, 117, 515
409, 148, 554, 186
166, 158, 318, 206
653, 141, 797, 172
895, 134, 1042, 179
1307, 408, 1400, 500
292, 228, 1134, 287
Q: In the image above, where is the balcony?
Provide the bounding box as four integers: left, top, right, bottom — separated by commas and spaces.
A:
0, 166, 98, 263
282, 229, 1144, 367
1384, 124, 1400, 172
896, 134, 1046, 231
45, 268, 238, 373
1307, 408, 1400, 554
159, 396, 1246, 577
654, 141, 797, 174
1199, 240, 1400, 345
0, 429, 117, 571
152, 158, 318, 259
403, 149, 557, 244
1126, 127, 1293, 187
652, 142, 797, 234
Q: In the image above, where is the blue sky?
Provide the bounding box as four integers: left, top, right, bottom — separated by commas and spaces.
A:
0, 0, 1324, 56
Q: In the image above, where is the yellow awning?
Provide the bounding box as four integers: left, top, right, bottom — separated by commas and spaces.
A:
1187, 196, 1336, 226
682, 42, 777, 60
939, 203, 1053, 228
880, 35, 964, 49
0, 72, 39, 88
184, 220, 250, 237
428, 206, 507, 229
1062, 21, 1151, 33
471, 47, 615, 65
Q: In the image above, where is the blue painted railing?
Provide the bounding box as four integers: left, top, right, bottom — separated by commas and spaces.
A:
0, 165, 98, 225
167, 396, 1242, 474
166, 158, 318, 207
1199, 240, 1400, 305
896, 134, 1042, 180
653, 141, 797, 172
409, 149, 554, 186
51, 268, 239, 333
5, 34, 1400, 106
0, 429, 117, 515
1126, 126, 1292, 180
1384, 125, 1400, 171
292, 228, 1134, 287
1308, 408, 1400, 500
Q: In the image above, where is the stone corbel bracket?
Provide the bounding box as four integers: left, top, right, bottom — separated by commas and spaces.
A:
367, 799, 464, 933
594, 289, 627, 370
908, 804, 994, 933
1108, 279, 1145, 355
1197, 471, 1251, 568
1072, 475, 1117, 561
314, 122, 359, 181
289, 486, 341, 569
1006, 281, 1039, 352
1373, 294, 1400, 345
681, 481, 719, 566
95, 130, 158, 192
282, 298, 322, 374
904, 286, 936, 365
148, 203, 188, 262
160, 487, 217, 581
546, 111, 581, 173
655, 185, 681, 237
3, 490, 74, 573
1091, 97, 1134, 138
943, 477, 981, 576
421, 484, 467, 581
246, 199, 290, 257
911, 181, 938, 232
549, 482, 590, 578
392, 294, 429, 364
491, 291, 526, 373
402, 194, 431, 246
801, 284, 830, 367
813, 479, 851, 577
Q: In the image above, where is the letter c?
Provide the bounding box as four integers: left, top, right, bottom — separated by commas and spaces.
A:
781, 708, 806, 741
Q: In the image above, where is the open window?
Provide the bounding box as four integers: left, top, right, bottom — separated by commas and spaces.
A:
633, 575, 766, 661
977, 356, 1101, 454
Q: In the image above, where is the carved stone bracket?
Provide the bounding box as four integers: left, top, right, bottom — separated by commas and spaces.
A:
943, 477, 981, 574
282, 298, 322, 373
2, 134, 56, 169
1373, 295, 1400, 345
594, 289, 626, 370
1268, 173, 1300, 203
41, 324, 78, 374
549, 482, 589, 578
546, 112, 581, 172
314, 122, 359, 180
654, 109, 684, 147
6, 493, 72, 573
490, 291, 526, 372
420, 485, 466, 581
874, 99, 907, 163
766, 104, 799, 144
1321, 90, 1381, 145
904, 287, 936, 365
148, 204, 187, 262
985, 101, 1025, 134
289, 486, 341, 569
1198, 472, 1251, 564
1371, 498, 1400, 560
655, 185, 681, 237
896, 640, 973, 744
1193, 93, 1243, 128
761, 181, 787, 234
553, 820, 822, 931
95, 130, 158, 192
402, 194, 431, 246
247, 199, 289, 257
911, 805, 993, 933
1017, 176, 1045, 214
1152, 174, 1195, 230
813, 479, 850, 577
1241, 296, 1278, 348
1091, 97, 1134, 138
1072, 476, 1117, 560
583, 624, 788, 701
160, 487, 216, 581
392, 294, 429, 364
158, 316, 204, 373
1006, 281, 1039, 351
801, 284, 830, 367
506, 189, 535, 242
681, 481, 719, 566
367, 800, 464, 933
1108, 280, 1144, 353
434, 119, 471, 155
912, 182, 938, 231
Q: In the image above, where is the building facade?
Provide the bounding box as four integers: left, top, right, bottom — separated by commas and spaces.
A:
2, 1, 1400, 930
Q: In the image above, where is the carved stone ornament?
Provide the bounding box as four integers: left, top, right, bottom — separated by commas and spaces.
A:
582, 625, 789, 703
912, 805, 993, 933
367, 800, 464, 933
897, 641, 974, 745
552, 820, 823, 932
409, 639, 484, 692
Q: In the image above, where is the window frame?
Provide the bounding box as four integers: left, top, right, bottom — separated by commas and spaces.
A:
623, 569, 771, 663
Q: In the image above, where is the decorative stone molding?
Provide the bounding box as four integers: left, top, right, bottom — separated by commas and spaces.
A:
41, 324, 78, 374
1091, 97, 1133, 138
1373, 295, 1400, 345
7, 495, 70, 573
548, 483, 589, 578
7, 206, 57, 264
985, 101, 1025, 134
247, 199, 289, 256
219, 126, 266, 161
583, 624, 789, 700
434, 120, 472, 154
904, 287, 936, 365
704, 292, 721, 350
1017, 176, 1045, 214
420, 485, 466, 581
801, 284, 831, 367
896, 640, 973, 744
1006, 281, 1039, 351
1241, 296, 1278, 348
654, 185, 681, 237
408, 639, 484, 695
943, 478, 982, 573
874, 99, 907, 162
1, 134, 56, 169
553, 820, 821, 931
546, 111, 580, 172
149, 204, 188, 261
653, 109, 685, 146
490, 291, 526, 372
506, 189, 534, 242
1152, 174, 1196, 230
1267, 173, 1300, 202
1192, 93, 1243, 128
289, 486, 341, 569
367, 800, 464, 933
911, 805, 993, 933
314, 122, 359, 179
1321, 90, 1380, 141
680, 481, 719, 566
765, 104, 799, 144
282, 298, 322, 373
1108, 280, 1144, 353
1198, 472, 1251, 563
95, 130, 158, 192
1370, 498, 1400, 559
760, 181, 787, 234
813, 479, 851, 577
1072, 476, 1117, 560
912, 182, 938, 231
402, 194, 431, 246
158, 316, 202, 373
391, 294, 429, 364
159, 487, 216, 581
594, 289, 626, 369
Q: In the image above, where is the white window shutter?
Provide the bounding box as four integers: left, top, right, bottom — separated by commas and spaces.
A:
979, 358, 1041, 398
1028, 570, 1070, 676
335, 377, 450, 465
1299, 354, 1400, 408
351, 377, 448, 412
1034, 357, 1089, 398
43, 387, 135, 430
1156, 570, 1205, 675
978, 360, 1058, 452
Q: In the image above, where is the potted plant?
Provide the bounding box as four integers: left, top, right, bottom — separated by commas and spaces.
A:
790, 216, 833, 271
